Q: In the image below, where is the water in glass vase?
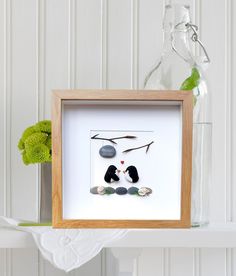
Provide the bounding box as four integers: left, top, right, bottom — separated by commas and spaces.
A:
144, 4, 212, 227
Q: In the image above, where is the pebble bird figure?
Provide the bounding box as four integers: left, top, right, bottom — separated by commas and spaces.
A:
124, 165, 139, 183
104, 165, 120, 183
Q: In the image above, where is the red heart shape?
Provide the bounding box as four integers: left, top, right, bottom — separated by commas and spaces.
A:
120, 161, 124, 164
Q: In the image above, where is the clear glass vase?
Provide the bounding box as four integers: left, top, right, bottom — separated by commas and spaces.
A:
191, 123, 212, 226
144, 4, 211, 226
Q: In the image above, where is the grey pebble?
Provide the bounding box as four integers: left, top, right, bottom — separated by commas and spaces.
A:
99, 145, 116, 158
105, 187, 115, 194
90, 186, 99, 194
116, 187, 127, 195
127, 187, 139, 195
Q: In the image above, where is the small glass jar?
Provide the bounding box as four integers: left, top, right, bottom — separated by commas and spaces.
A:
144, 4, 211, 226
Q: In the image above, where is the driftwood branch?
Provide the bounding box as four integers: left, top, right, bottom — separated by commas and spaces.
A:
122, 141, 154, 153
91, 134, 137, 144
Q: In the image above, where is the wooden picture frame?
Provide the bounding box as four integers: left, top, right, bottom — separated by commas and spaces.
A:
52, 90, 193, 228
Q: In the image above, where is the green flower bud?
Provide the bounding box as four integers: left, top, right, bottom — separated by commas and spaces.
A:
21, 126, 36, 142
22, 151, 30, 165
18, 139, 24, 150
45, 135, 51, 150
26, 144, 50, 164
24, 133, 48, 150
34, 120, 51, 134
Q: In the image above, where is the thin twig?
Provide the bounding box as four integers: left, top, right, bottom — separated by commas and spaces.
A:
91, 134, 117, 144
110, 135, 136, 140
91, 134, 137, 144
122, 141, 154, 153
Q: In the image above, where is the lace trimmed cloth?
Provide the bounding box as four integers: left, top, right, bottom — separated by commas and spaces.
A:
0, 217, 128, 272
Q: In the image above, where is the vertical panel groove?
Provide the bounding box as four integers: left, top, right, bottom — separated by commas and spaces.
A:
101, 0, 108, 89
37, 0, 46, 227
4, 0, 12, 274
37, 1, 46, 274
131, 0, 139, 89
226, 249, 233, 276
101, 249, 107, 276
69, 0, 76, 89
225, 0, 233, 276
3, 249, 7, 276
193, 1, 202, 275
36, 0, 45, 225
4, 0, 12, 220
6, 250, 12, 276
225, 0, 233, 223
37, 0, 46, 121
193, 0, 201, 56
163, 249, 170, 276
194, 248, 201, 276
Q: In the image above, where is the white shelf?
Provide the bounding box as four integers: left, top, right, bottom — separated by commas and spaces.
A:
107, 223, 236, 248
1, 223, 236, 248
0, 229, 35, 248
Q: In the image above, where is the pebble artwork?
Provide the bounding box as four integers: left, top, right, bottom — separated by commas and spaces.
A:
90, 133, 155, 197
90, 186, 152, 196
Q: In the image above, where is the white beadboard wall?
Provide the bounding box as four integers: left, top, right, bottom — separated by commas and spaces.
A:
0, 0, 235, 275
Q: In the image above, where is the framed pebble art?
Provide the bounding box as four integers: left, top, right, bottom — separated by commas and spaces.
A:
52, 90, 193, 228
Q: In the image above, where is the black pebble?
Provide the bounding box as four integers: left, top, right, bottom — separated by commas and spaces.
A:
127, 187, 139, 195
116, 187, 127, 195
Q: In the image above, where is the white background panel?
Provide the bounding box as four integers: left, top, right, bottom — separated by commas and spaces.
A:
44, 0, 70, 117
201, 0, 227, 223
10, 0, 38, 221
170, 248, 194, 276
138, 249, 163, 276
107, 0, 132, 88
76, 0, 102, 88
201, 249, 226, 276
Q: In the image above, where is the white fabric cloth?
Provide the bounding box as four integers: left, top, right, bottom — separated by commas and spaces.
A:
0, 217, 128, 272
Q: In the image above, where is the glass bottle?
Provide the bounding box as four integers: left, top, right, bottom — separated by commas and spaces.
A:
144, 4, 211, 226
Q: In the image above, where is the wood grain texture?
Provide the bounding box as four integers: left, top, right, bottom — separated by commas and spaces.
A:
52, 93, 63, 226
52, 89, 193, 228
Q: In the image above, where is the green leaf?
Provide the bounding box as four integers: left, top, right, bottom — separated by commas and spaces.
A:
180, 68, 200, 90
180, 67, 200, 105
18, 222, 52, 226
191, 67, 200, 80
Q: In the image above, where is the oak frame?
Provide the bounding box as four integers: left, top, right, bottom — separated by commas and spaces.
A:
52, 90, 193, 228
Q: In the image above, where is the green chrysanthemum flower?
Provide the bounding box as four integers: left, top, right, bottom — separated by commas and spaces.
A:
18, 120, 52, 165
26, 144, 50, 164
18, 139, 24, 150
21, 126, 37, 142
34, 120, 51, 134
45, 135, 51, 150
24, 132, 48, 150
47, 155, 52, 162
22, 151, 30, 165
